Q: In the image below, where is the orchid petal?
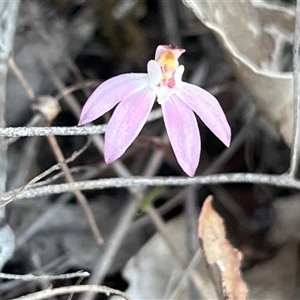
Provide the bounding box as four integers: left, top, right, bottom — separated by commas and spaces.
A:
104, 87, 156, 164
176, 82, 231, 147
78, 73, 149, 125
147, 60, 161, 86
162, 95, 200, 177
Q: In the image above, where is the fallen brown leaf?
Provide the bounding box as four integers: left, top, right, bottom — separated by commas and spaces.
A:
199, 195, 248, 300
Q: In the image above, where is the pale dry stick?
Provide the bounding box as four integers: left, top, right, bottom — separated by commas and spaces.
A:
0, 109, 163, 138
0, 271, 89, 281
31, 164, 102, 188
0, 254, 69, 295
3, 173, 300, 204
0, 0, 20, 269
47, 135, 103, 244
0, 254, 70, 296
7, 55, 35, 101
289, 0, 300, 177
11, 285, 132, 300
0, 124, 106, 137
0, 114, 43, 148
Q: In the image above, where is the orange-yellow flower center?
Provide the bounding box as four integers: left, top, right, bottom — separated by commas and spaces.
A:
157, 51, 178, 88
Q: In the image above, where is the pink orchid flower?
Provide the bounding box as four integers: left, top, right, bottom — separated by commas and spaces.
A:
78, 45, 231, 177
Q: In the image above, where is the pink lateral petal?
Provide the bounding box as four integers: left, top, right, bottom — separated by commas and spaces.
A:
78, 73, 149, 125
104, 87, 156, 164
162, 95, 200, 177
176, 82, 231, 147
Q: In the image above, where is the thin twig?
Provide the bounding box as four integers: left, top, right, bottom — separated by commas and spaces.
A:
0, 125, 106, 137
7, 55, 35, 101
0, 0, 20, 271
47, 135, 103, 244
289, 0, 300, 177
0, 114, 43, 148
0, 109, 163, 137
11, 285, 132, 300
2, 173, 300, 206
30, 165, 100, 188
0, 271, 89, 281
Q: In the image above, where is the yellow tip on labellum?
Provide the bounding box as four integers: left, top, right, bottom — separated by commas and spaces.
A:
157, 51, 179, 77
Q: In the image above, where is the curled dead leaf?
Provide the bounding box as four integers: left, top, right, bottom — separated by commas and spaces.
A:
199, 195, 248, 300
